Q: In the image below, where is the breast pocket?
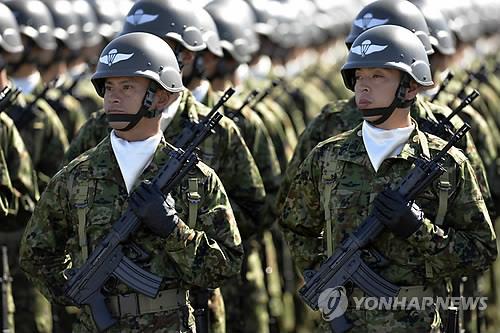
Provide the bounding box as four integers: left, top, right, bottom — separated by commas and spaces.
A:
323, 188, 362, 251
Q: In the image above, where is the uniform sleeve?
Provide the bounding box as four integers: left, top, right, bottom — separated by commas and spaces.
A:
162, 167, 244, 288
19, 168, 72, 304
406, 158, 497, 280
280, 148, 326, 274
215, 118, 266, 238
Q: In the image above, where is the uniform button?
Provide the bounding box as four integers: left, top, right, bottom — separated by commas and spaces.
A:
412, 135, 419, 142
357, 130, 362, 137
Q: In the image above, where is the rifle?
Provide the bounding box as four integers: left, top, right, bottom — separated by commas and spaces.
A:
431, 71, 454, 103
63, 88, 235, 332
250, 80, 280, 109
190, 287, 210, 333
0, 86, 20, 113
1, 245, 12, 333
422, 90, 479, 140
298, 124, 470, 333
224, 89, 259, 121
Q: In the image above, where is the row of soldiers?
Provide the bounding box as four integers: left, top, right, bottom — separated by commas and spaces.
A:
0, 0, 499, 332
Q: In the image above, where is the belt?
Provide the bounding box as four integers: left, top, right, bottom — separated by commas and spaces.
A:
108, 288, 189, 318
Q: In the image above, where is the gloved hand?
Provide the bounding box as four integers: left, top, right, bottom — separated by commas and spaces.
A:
129, 180, 179, 238
372, 189, 424, 239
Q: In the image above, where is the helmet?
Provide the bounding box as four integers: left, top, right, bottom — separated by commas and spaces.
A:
205, 0, 259, 63
341, 24, 433, 91
121, 0, 206, 52
0, 3, 24, 55
3, 0, 57, 51
72, 0, 102, 48
91, 32, 183, 97
409, 0, 456, 55
345, 0, 434, 55
43, 0, 84, 51
192, 5, 223, 57
87, 0, 123, 41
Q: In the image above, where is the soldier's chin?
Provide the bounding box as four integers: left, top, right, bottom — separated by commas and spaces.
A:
108, 121, 131, 131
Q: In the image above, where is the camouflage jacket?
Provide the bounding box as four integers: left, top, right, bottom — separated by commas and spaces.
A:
0, 112, 38, 227
277, 97, 494, 219
33, 81, 87, 142
204, 86, 282, 222
5, 89, 69, 190
19, 136, 244, 332
281, 123, 497, 332
64, 90, 265, 239
0, 147, 12, 216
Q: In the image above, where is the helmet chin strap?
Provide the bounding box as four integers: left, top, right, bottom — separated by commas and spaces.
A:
359, 74, 416, 126
106, 82, 161, 132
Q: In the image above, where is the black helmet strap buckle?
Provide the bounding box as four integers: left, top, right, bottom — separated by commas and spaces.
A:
361, 73, 416, 125
106, 81, 160, 131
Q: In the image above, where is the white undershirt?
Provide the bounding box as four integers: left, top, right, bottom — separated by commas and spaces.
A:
362, 120, 415, 172
160, 94, 182, 132
11, 71, 42, 94
191, 80, 210, 103
110, 130, 163, 194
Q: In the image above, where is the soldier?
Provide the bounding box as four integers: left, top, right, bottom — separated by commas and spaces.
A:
0, 110, 39, 333
19, 31, 244, 333
6, 0, 86, 143
281, 24, 497, 332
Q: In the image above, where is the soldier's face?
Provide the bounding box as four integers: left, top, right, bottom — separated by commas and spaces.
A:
103, 76, 150, 129
354, 67, 401, 119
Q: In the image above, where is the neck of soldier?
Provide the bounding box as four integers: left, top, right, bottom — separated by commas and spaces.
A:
372, 107, 412, 130
187, 76, 201, 91
114, 117, 162, 142
11, 64, 38, 79
210, 76, 228, 92
0, 70, 9, 89
41, 62, 66, 84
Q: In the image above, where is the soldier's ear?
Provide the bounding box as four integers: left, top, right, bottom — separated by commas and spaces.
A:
404, 80, 422, 100
154, 90, 179, 110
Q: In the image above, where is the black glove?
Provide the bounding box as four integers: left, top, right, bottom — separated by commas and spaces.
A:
129, 180, 179, 238
372, 189, 424, 239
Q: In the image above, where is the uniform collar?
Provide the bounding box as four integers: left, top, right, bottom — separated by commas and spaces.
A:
335, 121, 428, 168
162, 90, 200, 143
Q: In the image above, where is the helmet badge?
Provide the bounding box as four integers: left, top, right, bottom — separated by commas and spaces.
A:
354, 13, 389, 30
126, 9, 158, 25
351, 40, 388, 57
99, 49, 134, 67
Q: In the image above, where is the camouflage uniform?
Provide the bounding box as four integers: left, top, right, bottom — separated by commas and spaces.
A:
281, 123, 497, 332
19, 136, 244, 332
277, 97, 494, 217
205, 87, 284, 333
4, 90, 68, 333
0, 112, 38, 332
65, 90, 265, 238
32, 82, 87, 142
6, 91, 69, 190
65, 73, 104, 117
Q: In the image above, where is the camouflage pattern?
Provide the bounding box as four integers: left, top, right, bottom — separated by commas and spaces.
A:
0, 112, 38, 333
65, 72, 104, 117
277, 97, 494, 217
205, 86, 281, 333
19, 135, 244, 332
65, 89, 265, 239
6, 92, 69, 191
281, 123, 497, 332
32, 82, 87, 142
